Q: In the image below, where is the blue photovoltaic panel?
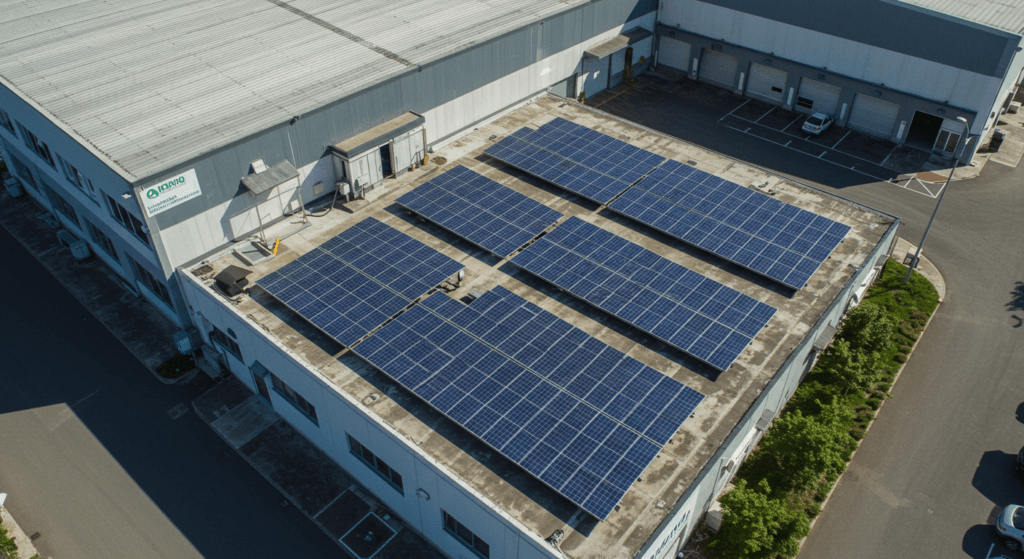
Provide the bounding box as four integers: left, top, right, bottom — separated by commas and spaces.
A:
353, 287, 704, 520
609, 160, 851, 289
258, 218, 463, 346
512, 217, 776, 371
396, 165, 563, 258
484, 118, 665, 204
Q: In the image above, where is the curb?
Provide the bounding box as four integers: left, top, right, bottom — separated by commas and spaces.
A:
1, 505, 41, 559
797, 274, 944, 549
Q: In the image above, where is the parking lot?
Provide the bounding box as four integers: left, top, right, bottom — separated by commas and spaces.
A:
590, 71, 947, 198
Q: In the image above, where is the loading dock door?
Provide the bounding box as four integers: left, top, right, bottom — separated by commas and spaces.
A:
658, 37, 691, 72
583, 55, 607, 97
610, 49, 627, 88
698, 49, 738, 89
847, 94, 900, 139
796, 78, 841, 116
905, 111, 943, 151
746, 63, 787, 103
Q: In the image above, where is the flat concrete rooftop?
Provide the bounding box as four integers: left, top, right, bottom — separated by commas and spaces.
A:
189, 94, 895, 559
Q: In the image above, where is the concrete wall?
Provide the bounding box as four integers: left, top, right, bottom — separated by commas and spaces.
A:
176, 271, 560, 559
0, 88, 187, 327
635, 217, 901, 559
656, 0, 1023, 157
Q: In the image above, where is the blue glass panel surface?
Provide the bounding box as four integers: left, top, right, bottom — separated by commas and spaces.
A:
511, 217, 776, 371
609, 160, 851, 289
258, 217, 463, 346
352, 286, 704, 520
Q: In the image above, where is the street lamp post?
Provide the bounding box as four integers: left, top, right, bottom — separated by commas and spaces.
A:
903, 115, 970, 284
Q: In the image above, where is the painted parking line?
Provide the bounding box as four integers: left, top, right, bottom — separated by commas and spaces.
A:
879, 144, 899, 167
781, 117, 802, 133
719, 98, 751, 121
754, 107, 775, 123
832, 130, 851, 149
720, 119, 939, 198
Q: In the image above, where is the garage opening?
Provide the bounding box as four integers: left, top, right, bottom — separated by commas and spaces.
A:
905, 111, 943, 152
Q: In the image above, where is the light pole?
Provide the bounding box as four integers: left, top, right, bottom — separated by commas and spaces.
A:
903, 115, 970, 283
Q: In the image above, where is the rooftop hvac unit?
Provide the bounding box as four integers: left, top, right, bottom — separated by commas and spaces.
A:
173, 328, 202, 354
56, 229, 91, 261
4, 177, 23, 198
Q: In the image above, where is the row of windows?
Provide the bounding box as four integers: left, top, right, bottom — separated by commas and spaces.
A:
269, 373, 319, 425
50, 190, 79, 226
209, 325, 242, 360
0, 106, 150, 247
129, 257, 172, 306
444, 511, 490, 558
348, 434, 404, 494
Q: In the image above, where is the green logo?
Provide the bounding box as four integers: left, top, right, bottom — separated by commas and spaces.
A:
147, 189, 159, 199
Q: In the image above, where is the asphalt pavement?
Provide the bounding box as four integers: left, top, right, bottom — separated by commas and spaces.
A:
595, 73, 1024, 559
0, 225, 342, 558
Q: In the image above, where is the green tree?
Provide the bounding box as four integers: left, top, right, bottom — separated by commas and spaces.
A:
709, 478, 810, 559
757, 399, 853, 491
840, 303, 895, 353
818, 339, 881, 395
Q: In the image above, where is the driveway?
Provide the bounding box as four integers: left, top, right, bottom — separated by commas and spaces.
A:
592, 69, 1024, 558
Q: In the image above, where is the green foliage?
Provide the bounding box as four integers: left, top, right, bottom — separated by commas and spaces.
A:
709, 479, 810, 559
0, 523, 21, 559
757, 398, 853, 492
817, 340, 881, 396
839, 304, 895, 354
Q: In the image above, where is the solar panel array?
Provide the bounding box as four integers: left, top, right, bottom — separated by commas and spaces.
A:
610, 160, 851, 289
354, 286, 704, 520
484, 117, 665, 204
395, 165, 563, 258
258, 218, 463, 346
512, 218, 776, 371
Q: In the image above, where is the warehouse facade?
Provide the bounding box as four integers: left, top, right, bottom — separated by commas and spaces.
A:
655, 0, 1024, 162
0, 0, 658, 329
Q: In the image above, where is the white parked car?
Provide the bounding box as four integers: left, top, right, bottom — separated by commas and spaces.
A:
996, 504, 1024, 551
802, 112, 834, 135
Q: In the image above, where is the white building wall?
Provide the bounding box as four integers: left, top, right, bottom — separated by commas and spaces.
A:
176, 270, 559, 559
658, 0, 1001, 129
159, 154, 336, 268
423, 11, 658, 145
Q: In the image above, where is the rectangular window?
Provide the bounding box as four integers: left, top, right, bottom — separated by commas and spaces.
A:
796, 96, 814, 110
347, 434, 403, 494
50, 191, 79, 226
86, 221, 117, 258
7, 153, 37, 190
56, 154, 95, 196
442, 511, 489, 559
128, 256, 172, 306
208, 324, 242, 360
0, 109, 13, 134
104, 193, 149, 244
16, 123, 55, 168
269, 373, 318, 425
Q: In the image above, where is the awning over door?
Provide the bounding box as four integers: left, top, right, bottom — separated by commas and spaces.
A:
330, 112, 424, 159
584, 27, 653, 59
240, 160, 298, 195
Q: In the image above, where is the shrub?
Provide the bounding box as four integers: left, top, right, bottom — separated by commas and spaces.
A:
709, 479, 810, 559
850, 427, 866, 440
866, 398, 883, 410
893, 353, 907, 364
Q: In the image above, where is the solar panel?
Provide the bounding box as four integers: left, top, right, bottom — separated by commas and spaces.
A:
353, 287, 704, 520
258, 218, 463, 346
609, 160, 851, 289
396, 165, 563, 258
484, 118, 665, 205
512, 217, 776, 371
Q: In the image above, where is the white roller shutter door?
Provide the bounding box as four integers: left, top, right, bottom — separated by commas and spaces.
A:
796, 79, 841, 116
699, 49, 738, 88
847, 94, 900, 138
583, 55, 607, 96
659, 37, 691, 72
746, 63, 787, 102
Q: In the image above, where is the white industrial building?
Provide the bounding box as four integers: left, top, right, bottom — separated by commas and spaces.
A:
13, 1, 1003, 558
655, 0, 1024, 161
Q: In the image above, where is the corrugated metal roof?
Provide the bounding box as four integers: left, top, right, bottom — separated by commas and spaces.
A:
0, 0, 581, 182
894, 0, 1024, 34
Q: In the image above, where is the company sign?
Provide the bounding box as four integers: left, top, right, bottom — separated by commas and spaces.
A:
141, 168, 202, 217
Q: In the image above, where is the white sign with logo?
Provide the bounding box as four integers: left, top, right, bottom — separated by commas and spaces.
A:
141, 168, 202, 217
